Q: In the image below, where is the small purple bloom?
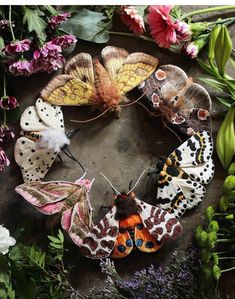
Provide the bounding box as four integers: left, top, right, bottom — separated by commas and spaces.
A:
0, 96, 19, 110
175, 20, 192, 42
48, 12, 71, 29
51, 34, 77, 49
4, 39, 31, 55
182, 42, 199, 59
0, 146, 10, 171
9, 59, 34, 76
0, 127, 15, 143
33, 41, 64, 73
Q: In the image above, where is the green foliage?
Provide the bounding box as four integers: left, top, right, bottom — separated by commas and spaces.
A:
23, 6, 47, 42
216, 106, 235, 169
59, 8, 113, 43
2, 229, 74, 299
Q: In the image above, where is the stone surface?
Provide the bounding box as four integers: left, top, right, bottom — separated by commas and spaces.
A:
0, 5, 234, 297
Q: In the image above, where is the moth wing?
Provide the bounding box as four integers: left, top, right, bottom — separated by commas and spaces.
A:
35, 98, 65, 131
81, 206, 119, 259
64, 52, 95, 85
14, 136, 38, 166
20, 105, 48, 131
139, 65, 188, 106
169, 131, 215, 184
134, 223, 163, 253
40, 74, 95, 106
134, 197, 182, 241
62, 189, 93, 246
180, 83, 212, 113
15, 180, 81, 211
156, 170, 206, 217
111, 229, 133, 258
115, 52, 158, 95
101, 46, 129, 79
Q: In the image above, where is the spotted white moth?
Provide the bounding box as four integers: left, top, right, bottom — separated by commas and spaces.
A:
138, 65, 212, 136
15, 177, 94, 246
14, 98, 69, 182
81, 191, 182, 259
155, 130, 215, 217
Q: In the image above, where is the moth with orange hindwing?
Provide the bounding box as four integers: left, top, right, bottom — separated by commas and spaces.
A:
40, 46, 159, 117
80, 172, 182, 259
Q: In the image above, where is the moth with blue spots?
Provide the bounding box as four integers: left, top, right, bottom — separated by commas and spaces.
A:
81, 177, 182, 259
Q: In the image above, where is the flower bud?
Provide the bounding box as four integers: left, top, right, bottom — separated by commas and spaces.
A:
207, 231, 217, 249
213, 264, 221, 281
219, 195, 229, 212
228, 162, 235, 175
224, 175, 235, 193
208, 25, 221, 63
208, 220, 219, 233
206, 206, 215, 222
225, 214, 234, 220
0, 96, 19, 110
182, 37, 207, 59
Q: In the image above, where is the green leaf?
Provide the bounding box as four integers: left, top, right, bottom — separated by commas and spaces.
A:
0, 36, 5, 52
214, 25, 232, 76
58, 229, 64, 243
197, 59, 219, 77
60, 8, 111, 43
216, 105, 235, 169
199, 76, 228, 92
0, 254, 11, 287
230, 58, 235, 71
23, 7, 47, 42
49, 242, 63, 249
217, 97, 233, 108
47, 235, 61, 244
44, 5, 57, 15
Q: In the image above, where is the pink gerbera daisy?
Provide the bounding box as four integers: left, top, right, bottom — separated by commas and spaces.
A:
120, 6, 145, 35
148, 5, 178, 48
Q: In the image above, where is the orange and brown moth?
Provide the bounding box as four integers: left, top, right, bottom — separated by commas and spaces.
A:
40, 46, 158, 115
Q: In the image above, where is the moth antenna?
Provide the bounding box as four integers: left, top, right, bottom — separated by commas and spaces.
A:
70, 107, 111, 123
162, 120, 182, 143
63, 147, 85, 172
66, 127, 81, 139
136, 102, 160, 118
78, 171, 87, 181
118, 90, 147, 107
99, 172, 121, 195
57, 154, 63, 163
128, 169, 147, 193
128, 180, 133, 191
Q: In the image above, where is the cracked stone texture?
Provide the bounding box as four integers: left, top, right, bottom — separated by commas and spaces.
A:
0, 5, 235, 297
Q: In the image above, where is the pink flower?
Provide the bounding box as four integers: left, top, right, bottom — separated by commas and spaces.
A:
0, 127, 15, 143
0, 96, 19, 110
175, 20, 192, 42
148, 5, 178, 48
48, 12, 71, 29
9, 59, 34, 76
33, 41, 65, 73
0, 146, 10, 171
182, 38, 207, 59
51, 34, 77, 49
0, 20, 14, 30
120, 6, 145, 35
4, 39, 31, 55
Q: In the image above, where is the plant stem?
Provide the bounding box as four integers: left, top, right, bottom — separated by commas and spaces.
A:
219, 257, 235, 260
221, 265, 235, 273
3, 73, 7, 126
182, 6, 235, 19
108, 31, 155, 43
218, 239, 235, 242
9, 5, 15, 40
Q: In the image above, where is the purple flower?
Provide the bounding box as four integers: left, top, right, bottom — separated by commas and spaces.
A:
0, 20, 14, 30
33, 41, 64, 73
48, 12, 71, 29
0, 127, 15, 143
9, 59, 34, 76
0, 96, 19, 110
4, 39, 31, 55
51, 34, 77, 49
182, 38, 207, 59
0, 146, 10, 171
175, 20, 192, 42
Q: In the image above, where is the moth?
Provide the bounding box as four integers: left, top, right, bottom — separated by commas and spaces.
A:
14, 98, 70, 182
138, 65, 212, 136
15, 176, 93, 246
154, 130, 215, 218
80, 179, 182, 259
40, 46, 158, 115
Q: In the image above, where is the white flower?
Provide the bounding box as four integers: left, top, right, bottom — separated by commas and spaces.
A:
0, 224, 16, 255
